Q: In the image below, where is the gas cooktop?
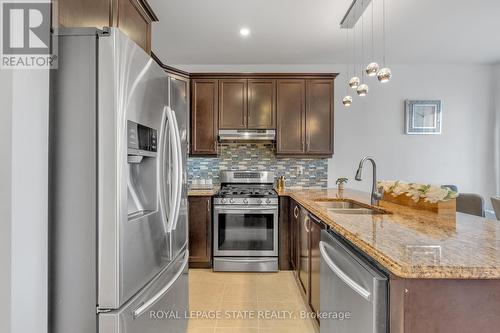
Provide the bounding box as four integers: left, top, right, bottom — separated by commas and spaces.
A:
217, 185, 277, 198
214, 171, 278, 205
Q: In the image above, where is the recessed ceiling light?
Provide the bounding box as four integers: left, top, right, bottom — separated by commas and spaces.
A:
239, 28, 250, 37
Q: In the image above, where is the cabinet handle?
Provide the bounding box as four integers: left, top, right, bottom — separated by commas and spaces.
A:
303, 216, 310, 233
293, 206, 299, 218
301, 140, 305, 151
207, 199, 210, 212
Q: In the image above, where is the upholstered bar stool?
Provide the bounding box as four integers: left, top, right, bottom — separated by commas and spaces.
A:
456, 193, 485, 217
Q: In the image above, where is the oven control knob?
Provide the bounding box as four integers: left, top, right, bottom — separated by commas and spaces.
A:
243, 198, 248, 204
257, 199, 262, 204
221, 198, 226, 204
230, 198, 235, 204
265, 198, 271, 204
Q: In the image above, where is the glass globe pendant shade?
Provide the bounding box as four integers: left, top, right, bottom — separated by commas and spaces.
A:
377, 67, 392, 83
356, 84, 369, 97
366, 62, 380, 76
342, 96, 353, 107
348, 76, 360, 89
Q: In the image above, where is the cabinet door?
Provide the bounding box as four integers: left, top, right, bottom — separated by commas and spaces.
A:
191, 79, 218, 155
219, 79, 247, 129
290, 200, 300, 271
306, 79, 334, 154
309, 215, 325, 314
188, 196, 212, 268
298, 207, 310, 299
116, 0, 154, 53
277, 80, 306, 154
248, 79, 276, 129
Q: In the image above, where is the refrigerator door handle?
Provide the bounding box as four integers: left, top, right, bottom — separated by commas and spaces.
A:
158, 106, 169, 233
166, 107, 178, 232
171, 109, 183, 231
132, 250, 189, 318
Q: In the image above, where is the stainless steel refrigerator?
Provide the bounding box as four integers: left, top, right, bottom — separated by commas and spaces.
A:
49, 27, 189, 333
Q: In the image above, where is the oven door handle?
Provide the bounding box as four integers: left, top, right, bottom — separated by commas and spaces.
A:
214, 207, 278, 214
216, 257, 277, 263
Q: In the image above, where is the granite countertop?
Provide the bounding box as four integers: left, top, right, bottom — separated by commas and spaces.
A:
278, 188, 500, 279
188, 187, 219, 196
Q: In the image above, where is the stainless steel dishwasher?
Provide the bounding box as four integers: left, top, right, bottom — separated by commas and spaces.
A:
319, 230, 388, 333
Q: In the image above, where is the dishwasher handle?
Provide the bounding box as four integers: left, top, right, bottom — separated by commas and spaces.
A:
319, 241, 371, 301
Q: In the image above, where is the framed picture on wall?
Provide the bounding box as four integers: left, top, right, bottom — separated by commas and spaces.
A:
405, 100, 442, 135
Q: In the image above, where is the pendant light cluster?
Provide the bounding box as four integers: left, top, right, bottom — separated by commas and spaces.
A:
342, 0, 392, 108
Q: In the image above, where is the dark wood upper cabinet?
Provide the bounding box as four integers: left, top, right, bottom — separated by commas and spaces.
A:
56, 0, 158, 54
114, 0, 157, 53
276, 80, 306, 155
188, 196, 212, 268
306, 79, 334, 155
190, 73, 336, 157
191, 79, 218, 156
248, 79, 276, 129
219, 79, 248, 129
57, 0, 110, 29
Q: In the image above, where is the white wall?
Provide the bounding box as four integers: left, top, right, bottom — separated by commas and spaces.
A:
494, 64, 500, 197
330, 64, 497, 206
0, 69, 13, 333
0, 69, 49, 333
178, 63, 497, 204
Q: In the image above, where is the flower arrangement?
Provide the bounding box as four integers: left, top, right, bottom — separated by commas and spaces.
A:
378, 180, 458, 204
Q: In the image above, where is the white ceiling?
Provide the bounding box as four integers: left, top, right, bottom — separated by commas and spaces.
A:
149, 0, 500, 66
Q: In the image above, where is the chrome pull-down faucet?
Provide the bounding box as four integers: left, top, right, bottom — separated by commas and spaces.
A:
355, 156, 384, 206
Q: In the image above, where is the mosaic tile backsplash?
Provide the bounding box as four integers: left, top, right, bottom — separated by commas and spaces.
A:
188, 143, 328, 188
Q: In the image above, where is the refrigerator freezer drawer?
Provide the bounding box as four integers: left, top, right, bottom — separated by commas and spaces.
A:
99, 251, 189, 333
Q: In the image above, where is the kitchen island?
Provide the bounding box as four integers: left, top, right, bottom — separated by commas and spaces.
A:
278, 188, 500, 333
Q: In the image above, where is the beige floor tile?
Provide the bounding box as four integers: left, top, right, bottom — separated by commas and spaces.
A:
260, 325, 318, 333
218, 301, 260, 311
214, 328, 258, 333
190, 283, 225, 303
187, 318, 218, 329
256, 286, 301, 302
216, 273, 260, 286
189, 299, 222, 311
215, 318, 260, 328
188, 269, 317, 333
222, 284, 259, 302
255, 300, 304, 312
186, 327, 214, 333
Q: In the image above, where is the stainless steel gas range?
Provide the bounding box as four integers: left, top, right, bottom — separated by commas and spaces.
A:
213, 171, 279, 272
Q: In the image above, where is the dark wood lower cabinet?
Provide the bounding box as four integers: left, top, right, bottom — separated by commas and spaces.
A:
188, 196, 212, 268
290, 199, 300, 271
390, 278, 500, 333
278, 196, 291, 270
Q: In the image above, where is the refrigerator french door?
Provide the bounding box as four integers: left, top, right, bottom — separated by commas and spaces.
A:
49, 27, 188, 333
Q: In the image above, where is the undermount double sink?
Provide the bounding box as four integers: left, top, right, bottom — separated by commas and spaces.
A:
313, 199, 387, 215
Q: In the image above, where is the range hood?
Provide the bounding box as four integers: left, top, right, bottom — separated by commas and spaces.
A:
218, 129, 276, 142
